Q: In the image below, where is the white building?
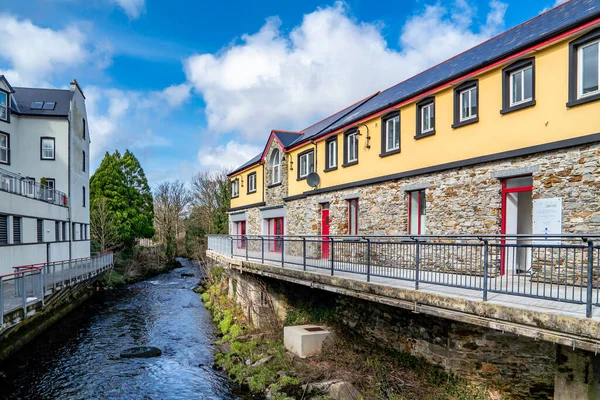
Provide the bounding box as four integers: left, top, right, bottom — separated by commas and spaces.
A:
0, 76, 90, 275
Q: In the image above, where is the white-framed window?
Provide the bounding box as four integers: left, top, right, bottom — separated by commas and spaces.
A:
0, 91, 7, 121
298, 150, 314, 179
41, 137, 55, 160
270, 149, 281, 184
408, 190, 426, 235
0, 133, 8, 164
247, 172, 256, 193
459, 86, 478, 121
347, 198, 359, 235
509, 65, 533, 106
326, 138, 337, 169
346, 131, 358, 164
23, 177, 35, 197
578, 39, 599, 98
231, 179, 239, 197
385, 115, 400, 152
420, 103, 434, 133
45, 178, 55, 201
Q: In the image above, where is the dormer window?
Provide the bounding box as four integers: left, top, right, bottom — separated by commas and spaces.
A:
0, 92, 7, 121
270, 149, 281, 184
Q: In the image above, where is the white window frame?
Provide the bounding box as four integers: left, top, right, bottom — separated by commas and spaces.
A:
41, 138, 55, 160
327, 139, 337, 169
347, 198, 359, 235
298, 151, 314, 179
0, 133, 8, 164
459, 86, 477, 121
346, 132, 358, 163
420, 103, 434, 133
578, 39, 600, 99
0, 91, 7, 122
23, 177, 35, 197
509, 65, 533, 106
248, 173, 256, 193
231, 179, 239, 197
385, 115, 400, 152
45, 178, 56, 201
271, 150, 281, 184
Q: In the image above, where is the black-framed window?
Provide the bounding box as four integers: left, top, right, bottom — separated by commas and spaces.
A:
568, 28, 600, 108
501, 57, 535, 114
82, 118, 86, 140
72, 222, 76, 240
0, 90, 8, 122
452, 80, 479, 128
13, 217, 21, 244
0, 132, 9, 164
0, 215, 7, 244
37, 219, 43, 242
55, 221, 60, 242
40, 137, 55, 160
45, 178, 55, 201
343, 128, 359, 167
231, 179, 239, 198
82, 150, 86, 172
380, 111, 400, 157
82, 186, 86, 207
63, 222, 67, 242
415, 97, 435, 139
247, 172, 257, 194
297, 149, 314, 180
324, 136, 338, 172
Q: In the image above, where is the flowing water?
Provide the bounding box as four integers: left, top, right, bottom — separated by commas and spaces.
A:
0, 259, 240, 399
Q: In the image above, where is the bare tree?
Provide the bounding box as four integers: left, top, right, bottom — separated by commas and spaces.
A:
190, 170, 230, 234
154, 181, 192, 261
90, 197, 120, 252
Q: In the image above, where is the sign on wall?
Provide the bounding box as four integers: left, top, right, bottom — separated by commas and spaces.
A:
533, 198, 562, 244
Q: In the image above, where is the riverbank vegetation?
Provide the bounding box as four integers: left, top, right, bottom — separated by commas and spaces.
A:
199, 266, 496, 400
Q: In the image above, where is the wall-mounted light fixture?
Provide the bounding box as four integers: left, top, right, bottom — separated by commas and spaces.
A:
240, 176, 244, 187
289, 158, 294, 171
357, 123, 371, 149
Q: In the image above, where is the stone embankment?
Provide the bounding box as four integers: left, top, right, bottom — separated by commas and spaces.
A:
197, 263, 505, 400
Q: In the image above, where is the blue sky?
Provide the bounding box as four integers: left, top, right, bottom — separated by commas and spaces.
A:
0, 0, 565, 186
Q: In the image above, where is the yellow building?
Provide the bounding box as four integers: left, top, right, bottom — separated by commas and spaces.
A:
228, 0, 600, 246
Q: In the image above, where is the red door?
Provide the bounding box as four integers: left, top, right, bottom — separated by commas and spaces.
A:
237, 221, 246, 249
321, 204, 330, 259
268, 217, 284, 252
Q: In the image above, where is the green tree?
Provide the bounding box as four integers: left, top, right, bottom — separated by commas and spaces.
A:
120, 150, 155, 240
90, 150, 154, 248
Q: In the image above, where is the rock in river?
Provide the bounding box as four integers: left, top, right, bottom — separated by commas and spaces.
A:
119, 346, 162, 358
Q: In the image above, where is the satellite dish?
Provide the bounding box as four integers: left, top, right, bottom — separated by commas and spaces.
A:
306, 172, 320, 188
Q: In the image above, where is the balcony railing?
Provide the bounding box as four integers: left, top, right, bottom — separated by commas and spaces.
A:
0, 167, 69, 207
0, 253, 114, 327
207, 234, 600, 318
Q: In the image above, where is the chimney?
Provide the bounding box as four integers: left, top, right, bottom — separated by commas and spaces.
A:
70, 79, 86, 99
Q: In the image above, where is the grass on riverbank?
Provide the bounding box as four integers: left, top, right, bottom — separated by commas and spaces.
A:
200, 268, 499, 400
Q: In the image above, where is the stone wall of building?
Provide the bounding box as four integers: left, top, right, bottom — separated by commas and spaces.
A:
264, 139, 288, 207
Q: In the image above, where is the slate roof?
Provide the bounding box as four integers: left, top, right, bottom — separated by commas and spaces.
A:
11, 87, 73, 117
231, 0, 600, 176
230, 153, 262, 176
273, 131, 302, 147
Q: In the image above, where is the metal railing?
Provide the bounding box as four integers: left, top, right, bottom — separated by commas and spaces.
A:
0, 167, 69, 207
207, 234, 600, 318
0, 253, 114, 327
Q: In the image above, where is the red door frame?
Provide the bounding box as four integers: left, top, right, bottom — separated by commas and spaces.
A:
236, 221, 246, 249
268, 217, 284, 252
407, 190, 423, 235
500, 178, 533, 275
321, 204, 330, 258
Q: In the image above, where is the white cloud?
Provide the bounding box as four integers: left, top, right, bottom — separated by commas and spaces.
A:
198, 140, 263, 172
0, 14, 98, 87
184, 1, 507, 141
112, 0, 146, 19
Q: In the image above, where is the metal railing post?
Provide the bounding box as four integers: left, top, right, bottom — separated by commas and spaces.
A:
53, 262, 56, 290
303, 237, 307, 271
415, 240, 420, 290
0, 277, 4, 327
230, 237, 234, 257
261, 237, 264, 264
330, 237, 335, 276
586, 239, 594, 318
281, 237, 285, 268
366, 238, 371, 282
41, 269, 45, 307
246, 237, 249, 261
483, 240, 489, 302
21, 273, 26, 316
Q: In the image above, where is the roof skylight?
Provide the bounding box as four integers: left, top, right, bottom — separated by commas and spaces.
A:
30, 101, 43, 110
42, 102, 56, 110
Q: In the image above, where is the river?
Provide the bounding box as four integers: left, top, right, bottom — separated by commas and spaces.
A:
0, 259, 240, 400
